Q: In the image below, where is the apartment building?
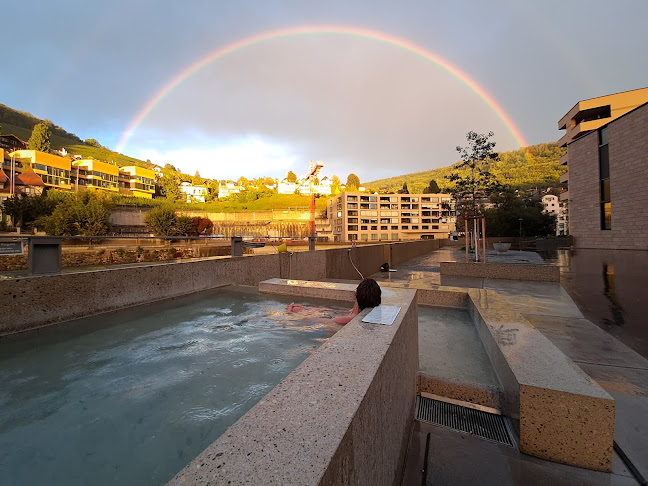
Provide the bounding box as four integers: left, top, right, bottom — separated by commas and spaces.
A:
9, 150, 72, 190
558, 87, 648, 203
119, 166, 156, 198
565, 101, 648, 249
72, 159, 119, 192
541, 194, 568, 236
328, 192, 456, 242
180, 182, 209, 203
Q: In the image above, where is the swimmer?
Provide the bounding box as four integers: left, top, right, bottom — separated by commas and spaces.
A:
286, 278, 381, 325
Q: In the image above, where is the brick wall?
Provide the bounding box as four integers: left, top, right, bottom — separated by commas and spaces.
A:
569, 103, 648, 250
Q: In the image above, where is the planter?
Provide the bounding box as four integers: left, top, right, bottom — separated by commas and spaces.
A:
493, 242, 511, 253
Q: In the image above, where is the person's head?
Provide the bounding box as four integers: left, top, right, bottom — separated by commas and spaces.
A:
355, 278, 381, 310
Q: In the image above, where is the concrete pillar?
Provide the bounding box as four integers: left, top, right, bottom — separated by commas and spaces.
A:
28, 237, 62, 275
231, 236, 243, 257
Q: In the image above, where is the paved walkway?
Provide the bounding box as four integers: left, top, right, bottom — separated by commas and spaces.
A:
366, 248, 647, 485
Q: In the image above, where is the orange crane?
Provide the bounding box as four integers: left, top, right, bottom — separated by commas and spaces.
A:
304, 161, 324, 236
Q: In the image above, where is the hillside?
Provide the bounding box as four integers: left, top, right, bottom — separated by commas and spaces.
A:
364, 143, 566, 193
0, 104, 148, 168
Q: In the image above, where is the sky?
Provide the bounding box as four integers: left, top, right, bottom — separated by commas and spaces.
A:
2, 0, 647, 183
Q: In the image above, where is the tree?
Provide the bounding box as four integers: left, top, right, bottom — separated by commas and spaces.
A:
286, 171, 297, 183
192, 171, 202, 185
2, 193, 56, 229
28, 123, 51, 152
331, 175, 341, 194
36, 191, 112, 236
85, 138, 102, 148
484, 190, 556, 237
160, 173, 182, 201
175, 216, 193, 236
422, 179, 441, 194
447, 131, 502, 229
144, 206, 179, 236
189, 216, 214, 235
346, 173, 360, 191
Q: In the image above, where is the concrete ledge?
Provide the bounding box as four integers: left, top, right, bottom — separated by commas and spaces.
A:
260, 278, 356, 303
440, 261, 560, 282
417, 374, 502, 411
467, 288, 615, 471
168, 281, 419, 485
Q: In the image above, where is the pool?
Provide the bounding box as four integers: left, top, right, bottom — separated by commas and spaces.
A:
0, 287, 346, 485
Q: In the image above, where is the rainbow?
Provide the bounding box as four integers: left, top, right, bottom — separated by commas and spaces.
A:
116, 25, 527, 152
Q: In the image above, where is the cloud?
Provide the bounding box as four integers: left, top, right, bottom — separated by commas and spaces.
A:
133, 135, 302, 180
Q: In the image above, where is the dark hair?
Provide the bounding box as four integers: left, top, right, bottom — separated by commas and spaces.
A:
356, 278, 381, 310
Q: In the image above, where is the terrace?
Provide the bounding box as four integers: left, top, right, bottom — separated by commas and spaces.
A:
1, 241, 646, 485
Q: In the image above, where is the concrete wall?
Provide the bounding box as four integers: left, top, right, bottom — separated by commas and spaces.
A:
0, 240, 447, 335
439, 261, 560, 282
569, 103, 648, 250
168, 282, 419, 486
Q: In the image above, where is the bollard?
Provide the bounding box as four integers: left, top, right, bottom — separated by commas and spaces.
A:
308, 235, 316, 251
231, 236, 243, 257
28, 237, 62, 275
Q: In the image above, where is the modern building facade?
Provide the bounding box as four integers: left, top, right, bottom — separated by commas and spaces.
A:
565, 101, 648, 249
118, 166, 155, 198
10, 150, 72, 190
328, 192, 456, 242
558, 87, 648, 203
72, 159, 119, 192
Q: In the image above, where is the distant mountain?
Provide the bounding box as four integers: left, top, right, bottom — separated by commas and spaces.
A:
0, 103, 148, 168
364, 143, 566, 193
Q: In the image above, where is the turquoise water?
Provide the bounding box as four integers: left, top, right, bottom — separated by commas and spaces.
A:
0, 287, 345, 485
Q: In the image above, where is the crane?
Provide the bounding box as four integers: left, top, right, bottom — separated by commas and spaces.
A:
303, 161, 324, 236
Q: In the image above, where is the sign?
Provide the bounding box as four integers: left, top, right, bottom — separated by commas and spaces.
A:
0, 241, 24, 255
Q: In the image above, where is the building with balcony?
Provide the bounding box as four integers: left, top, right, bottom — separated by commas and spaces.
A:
328, 192, 456, 242
118, 166, 155, 198
9, 150, 72, 191
0, 134, 27, 152
558, 87, 648, 203
564, 100, 648, 249
72, 159, 119, 192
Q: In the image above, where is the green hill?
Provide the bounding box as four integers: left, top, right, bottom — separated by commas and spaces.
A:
0, 104, 148, 168
365, 143, 566, 193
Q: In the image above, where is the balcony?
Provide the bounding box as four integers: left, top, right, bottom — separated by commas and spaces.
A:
560, 190, 569, 201
560, 171, 569, 184
559, 153, 568, 166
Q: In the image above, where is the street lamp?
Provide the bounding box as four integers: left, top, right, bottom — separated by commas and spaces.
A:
518, 218, 523, 249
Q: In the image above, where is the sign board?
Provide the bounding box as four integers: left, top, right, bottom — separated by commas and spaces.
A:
0, 241, 24, 255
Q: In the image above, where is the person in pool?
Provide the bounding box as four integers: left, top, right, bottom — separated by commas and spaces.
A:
286, 278, 382, 325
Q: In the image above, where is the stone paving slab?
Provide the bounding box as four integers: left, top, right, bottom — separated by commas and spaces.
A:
525, 315, 648, 369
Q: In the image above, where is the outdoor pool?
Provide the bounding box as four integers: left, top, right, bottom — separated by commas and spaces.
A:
0, 287, 346, 485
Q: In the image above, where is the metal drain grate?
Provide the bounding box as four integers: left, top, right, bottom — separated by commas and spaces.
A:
416, 396, 515, 447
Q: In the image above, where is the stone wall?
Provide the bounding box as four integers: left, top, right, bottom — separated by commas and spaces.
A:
569, 103, 648, 250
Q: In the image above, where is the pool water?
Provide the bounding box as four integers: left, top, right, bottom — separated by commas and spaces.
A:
0, 287, 346, 485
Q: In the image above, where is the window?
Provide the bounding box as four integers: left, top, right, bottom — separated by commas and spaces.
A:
599, 127, 611, 230
371, 234, 378, 240
380, 234, 388, 240
391, 233, 398, 240
349, 234, 358, 241
348, 225, 358, 231
361, 234, 368, 241
381, 226, 388, 230
391, 225, 398, 230
361, 226, 367, 230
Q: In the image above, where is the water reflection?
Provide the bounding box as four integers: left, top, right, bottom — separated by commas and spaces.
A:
546, 249, 648, 359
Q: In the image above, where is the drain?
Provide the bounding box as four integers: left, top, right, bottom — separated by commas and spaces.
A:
416, 396, 515, 447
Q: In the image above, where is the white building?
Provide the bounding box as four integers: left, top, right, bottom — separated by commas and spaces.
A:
542, 194, 568, 236
180, 182, 209, 203
218, 181, 244, 199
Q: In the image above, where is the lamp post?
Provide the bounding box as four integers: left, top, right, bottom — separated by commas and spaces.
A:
518, 218, 523, 250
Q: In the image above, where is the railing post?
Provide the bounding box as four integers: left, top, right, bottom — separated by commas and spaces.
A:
231, 236, 243, 257
308, 235, 316, 251
28, 237, 62, 275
